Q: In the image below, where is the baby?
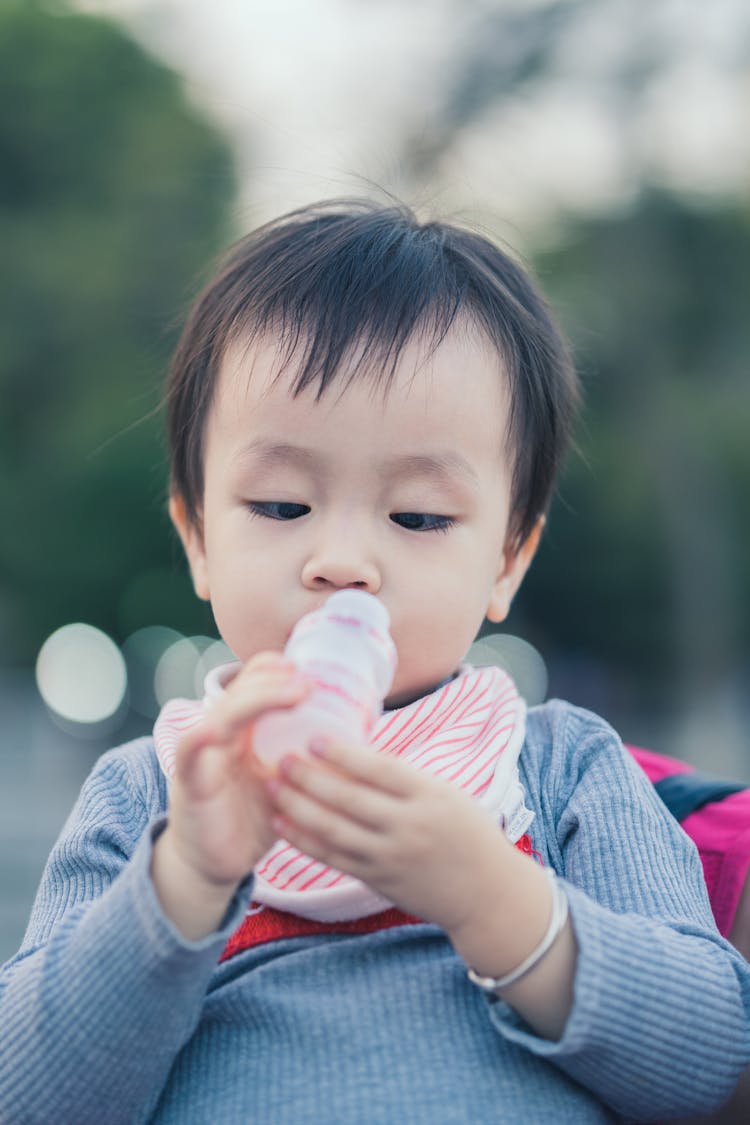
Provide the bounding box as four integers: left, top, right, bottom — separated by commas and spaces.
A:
1, 200, 748, 1123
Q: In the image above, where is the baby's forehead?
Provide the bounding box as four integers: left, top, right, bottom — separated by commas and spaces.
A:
209, 326, 512, 482
216, 320, 509, 410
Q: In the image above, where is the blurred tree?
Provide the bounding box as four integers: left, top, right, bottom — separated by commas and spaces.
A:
405, 0, 589, 179
407, 0, 750, 721
405, 0, 750, 196
513, 192, 750, 713
0, 0, 237, 662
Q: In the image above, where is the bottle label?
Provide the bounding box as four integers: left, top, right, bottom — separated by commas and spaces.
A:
291, 612, 396, 698
303, 658, 380, 735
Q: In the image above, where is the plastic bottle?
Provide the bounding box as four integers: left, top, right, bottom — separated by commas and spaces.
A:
251, 590, 397, 767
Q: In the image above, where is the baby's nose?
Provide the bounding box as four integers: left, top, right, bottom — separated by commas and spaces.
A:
300, 546, 381, 594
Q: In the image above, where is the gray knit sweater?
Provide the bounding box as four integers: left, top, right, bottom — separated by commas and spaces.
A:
1, 700, 748, 1124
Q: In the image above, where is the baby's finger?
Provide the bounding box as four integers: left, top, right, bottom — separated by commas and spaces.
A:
211, 668, 311, 733
239, 650, 296, 674
176, 671, 310, 781
270, 814, 358, 875
309, 737, 421, 798
275, 754, 398, 829
269, 785, 379, 867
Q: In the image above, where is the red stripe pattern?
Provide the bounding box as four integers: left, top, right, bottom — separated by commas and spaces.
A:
155, 663, 531, 923
220, 833, 539, 961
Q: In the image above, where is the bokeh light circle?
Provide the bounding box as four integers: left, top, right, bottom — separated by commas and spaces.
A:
122, 626, 183, 718
36, 623, 128, 724
154, 636, 222, 705
194, 639, 236, 695
466, 633, 548, 705
154, 637, 202, 706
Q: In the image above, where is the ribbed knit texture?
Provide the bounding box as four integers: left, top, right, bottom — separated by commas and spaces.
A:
1, 700, 749, 1123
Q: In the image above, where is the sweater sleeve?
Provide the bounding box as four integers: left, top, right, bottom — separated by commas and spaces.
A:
486, 703, 750, 1121
0, 742, 253, 1125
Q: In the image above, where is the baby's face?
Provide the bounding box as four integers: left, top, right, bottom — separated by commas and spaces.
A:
173, 325, 537, 707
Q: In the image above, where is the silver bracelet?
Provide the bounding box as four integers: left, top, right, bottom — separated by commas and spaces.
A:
467, 869, 569, 993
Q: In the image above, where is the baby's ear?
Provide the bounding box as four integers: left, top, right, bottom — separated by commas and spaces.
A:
168, 494, 211, 601
486, 516, 545, 624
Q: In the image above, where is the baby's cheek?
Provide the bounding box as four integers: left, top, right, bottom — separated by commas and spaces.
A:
213, 601, 285, 666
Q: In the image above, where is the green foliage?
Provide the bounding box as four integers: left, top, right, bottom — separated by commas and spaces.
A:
514, 192, 750, 707
0, 1, 235, 661
2, 1, 748, 725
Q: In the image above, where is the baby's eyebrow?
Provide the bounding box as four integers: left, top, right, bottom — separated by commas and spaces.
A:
236, 440, 319, 474
383, 452, 480, 491
235, 440, 479, 491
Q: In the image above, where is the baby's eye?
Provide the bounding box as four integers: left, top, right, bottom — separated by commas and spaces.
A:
390, 512, 456, 533
246, 501, 310, 521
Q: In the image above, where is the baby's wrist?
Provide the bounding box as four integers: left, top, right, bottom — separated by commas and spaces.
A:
150, 828, 240, 941
158, 827, 241, 895
447, 847, 551, 978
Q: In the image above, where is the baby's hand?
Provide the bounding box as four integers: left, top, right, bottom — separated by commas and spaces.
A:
265, 738, 515, 937
267, 740, 576, 1042
151, 653, 312, 938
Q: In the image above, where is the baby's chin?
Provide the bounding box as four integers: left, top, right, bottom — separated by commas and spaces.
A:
384, 669, 458, 711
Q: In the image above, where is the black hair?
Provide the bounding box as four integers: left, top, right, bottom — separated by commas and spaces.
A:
166, 198, 579, 546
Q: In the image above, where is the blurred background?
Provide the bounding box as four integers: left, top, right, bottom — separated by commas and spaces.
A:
2, 0, 749, 961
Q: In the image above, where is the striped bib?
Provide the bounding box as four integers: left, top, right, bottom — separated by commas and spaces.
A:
154, 662, 533, 922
